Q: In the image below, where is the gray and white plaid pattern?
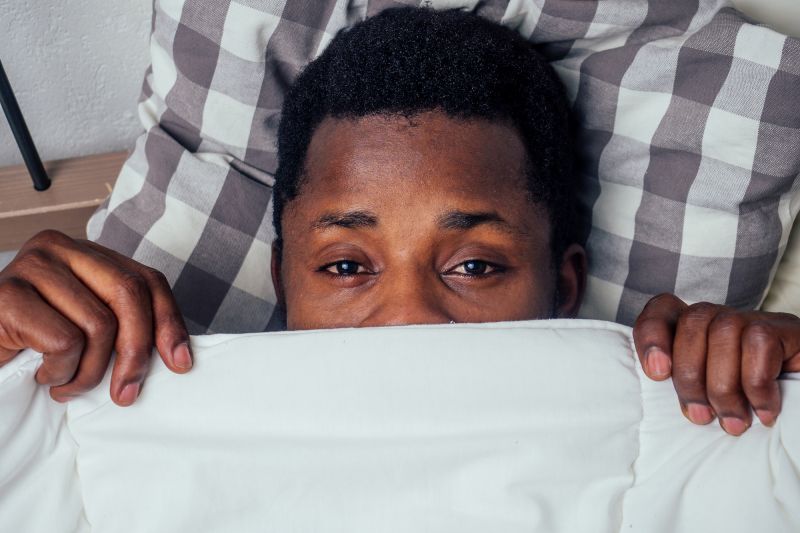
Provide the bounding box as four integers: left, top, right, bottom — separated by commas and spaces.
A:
88, 0, 800, 333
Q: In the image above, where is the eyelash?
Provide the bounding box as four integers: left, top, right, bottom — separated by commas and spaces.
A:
446, 259, 505, 277
319, 259, 505, 278
320, 260, 369, 276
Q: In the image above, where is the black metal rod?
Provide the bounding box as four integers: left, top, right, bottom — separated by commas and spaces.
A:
0, 59, 50, 191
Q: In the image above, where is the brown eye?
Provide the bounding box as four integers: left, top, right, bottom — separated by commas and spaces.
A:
323, 260, 365, 276
450, 260, 501, 276
464, 260, 488, 275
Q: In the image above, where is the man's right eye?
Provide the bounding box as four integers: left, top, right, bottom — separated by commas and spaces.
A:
321, 260, 367, 276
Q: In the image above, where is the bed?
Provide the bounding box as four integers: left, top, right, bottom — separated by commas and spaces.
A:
1, 1, 800, 531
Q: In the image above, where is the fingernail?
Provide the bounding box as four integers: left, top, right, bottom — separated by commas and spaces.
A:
173, 343, 193, 370
721, 417, 748, 436
646, 348, 671, 378
686, 403, 715, 425
119, 382, 140, 405
756, 409, 776, 427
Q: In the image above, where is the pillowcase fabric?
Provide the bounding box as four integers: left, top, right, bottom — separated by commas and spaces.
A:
87, 0, 800, 333
2, 321, 800, 532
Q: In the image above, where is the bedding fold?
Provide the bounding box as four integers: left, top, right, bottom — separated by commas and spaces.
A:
0, 320, 798, 532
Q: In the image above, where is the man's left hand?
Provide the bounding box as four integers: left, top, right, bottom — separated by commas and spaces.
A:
633, 293, 800, 436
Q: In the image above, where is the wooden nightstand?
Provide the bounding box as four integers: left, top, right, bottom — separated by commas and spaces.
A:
0, 151, 126, 250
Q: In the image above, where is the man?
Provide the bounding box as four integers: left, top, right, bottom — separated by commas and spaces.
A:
0, 7, 797, 436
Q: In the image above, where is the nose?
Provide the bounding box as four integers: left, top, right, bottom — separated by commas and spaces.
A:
360, 272, 452, 327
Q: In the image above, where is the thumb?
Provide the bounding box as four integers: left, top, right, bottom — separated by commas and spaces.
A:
633, 293, 688, 381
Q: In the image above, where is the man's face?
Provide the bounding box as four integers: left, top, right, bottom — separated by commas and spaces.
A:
273, 111, 585, 330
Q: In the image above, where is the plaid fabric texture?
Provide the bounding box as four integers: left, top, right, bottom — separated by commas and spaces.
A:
88, 0, 800, 333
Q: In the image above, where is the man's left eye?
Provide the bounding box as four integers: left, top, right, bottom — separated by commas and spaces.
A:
449, 260, 501, 276
322, 260, 367, 276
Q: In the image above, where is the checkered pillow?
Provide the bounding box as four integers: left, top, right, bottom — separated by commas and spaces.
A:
87, 0, 800, 333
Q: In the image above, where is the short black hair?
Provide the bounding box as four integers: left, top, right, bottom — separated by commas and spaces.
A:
273, 6, 576, 259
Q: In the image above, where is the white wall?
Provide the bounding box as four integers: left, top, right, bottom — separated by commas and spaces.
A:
0, 1, 150, 166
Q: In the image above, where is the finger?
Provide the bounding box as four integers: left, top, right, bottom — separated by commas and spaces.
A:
672, 302, 721, 426
101, 270, 153, 407
143, 268, 193, 372
755, 312, 800, 373
0, 277, 84, 384
707, 312, 751, 435
81, 241, 192, 373
15, 231, 155, 404
742, 320, 788, 427
48, 243, 155, 406
123, 266, 191, 373
633, 293, 687, 380
13, 253, 119, 402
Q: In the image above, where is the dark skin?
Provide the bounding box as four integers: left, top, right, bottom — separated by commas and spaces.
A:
273, 113, 584, 329
0, 237, 191, 405
0, 111, 798, 436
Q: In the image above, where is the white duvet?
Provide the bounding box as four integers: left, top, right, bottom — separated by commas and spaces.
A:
1, 320, 799, 532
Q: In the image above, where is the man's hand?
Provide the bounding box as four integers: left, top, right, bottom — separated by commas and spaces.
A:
0, 230, 191, 406
633, 293, 800, 436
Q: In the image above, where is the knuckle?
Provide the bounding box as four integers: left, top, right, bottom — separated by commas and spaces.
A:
709, 311, 745, 336
25, 229, 69, 250
13, 248, 54, 274
742, 371, 773, 393
115, 272, 149, 302
678, 302, 719, 329
686, 301, 719, 318
49, 329, 85, 356
116, 341, 152, 363
83, 308, 118, 338
115, 349, 151, 375
161, 312, 187, 334
141, 267, 170, 289
0, 276, 31, 301
707, 376, 741, 399
743, 321, 778, 350
672, 364, 704, 389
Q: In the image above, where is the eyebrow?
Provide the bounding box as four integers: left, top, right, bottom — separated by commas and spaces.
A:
309, 209, 519, 234
436, 210, 517, 234
311, 210, 379, 230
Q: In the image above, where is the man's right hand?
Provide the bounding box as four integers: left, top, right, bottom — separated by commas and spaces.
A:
0, 230, 191, 406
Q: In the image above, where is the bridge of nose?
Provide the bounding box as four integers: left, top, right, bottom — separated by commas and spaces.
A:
360, 266, 452, 327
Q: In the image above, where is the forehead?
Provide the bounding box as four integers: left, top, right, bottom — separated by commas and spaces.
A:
280, 110, 553, 273
300, 111, 530, 202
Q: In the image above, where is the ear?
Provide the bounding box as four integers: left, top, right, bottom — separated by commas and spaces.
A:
271, 240, 285, 310
555, 243, 587, 318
